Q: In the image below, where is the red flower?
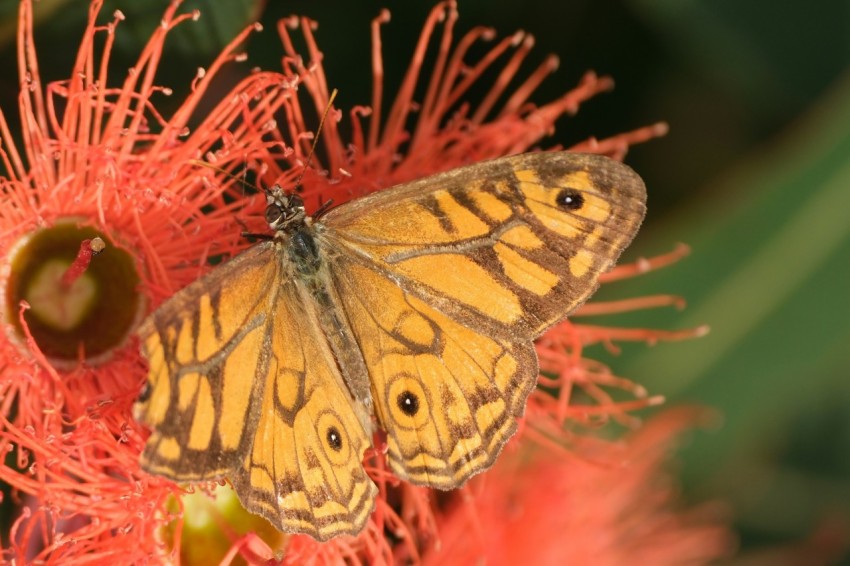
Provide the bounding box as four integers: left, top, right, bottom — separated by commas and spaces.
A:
423, 409, 734, 566
0, 1, 731, 564
0, 0, 292, 562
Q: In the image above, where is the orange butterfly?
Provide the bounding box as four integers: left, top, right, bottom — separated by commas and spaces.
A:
134, 151, 646, 540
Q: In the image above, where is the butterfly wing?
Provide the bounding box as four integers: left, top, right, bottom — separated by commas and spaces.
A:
322, 151, 645, 486
135, 242, 376, 541
327, 254, 537, 488
323, 151, 646, 340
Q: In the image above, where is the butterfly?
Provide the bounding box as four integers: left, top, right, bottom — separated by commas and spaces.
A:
134, 151, 646, 541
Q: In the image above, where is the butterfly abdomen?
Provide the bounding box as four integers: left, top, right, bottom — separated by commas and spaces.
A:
284, 226, 375, 422
287, 228, 336, 310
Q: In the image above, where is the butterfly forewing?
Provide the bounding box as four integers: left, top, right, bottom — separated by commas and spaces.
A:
137, 243, 280, 480
322, 152, 646, 339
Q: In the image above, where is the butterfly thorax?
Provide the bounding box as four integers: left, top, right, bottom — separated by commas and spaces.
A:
265, 187, 321, 277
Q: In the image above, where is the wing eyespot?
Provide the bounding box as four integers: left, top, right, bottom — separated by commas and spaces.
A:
556, 189, 584, 210
326, 425, 343, 452
138, 382, 151, 403
397, 391, 420, 416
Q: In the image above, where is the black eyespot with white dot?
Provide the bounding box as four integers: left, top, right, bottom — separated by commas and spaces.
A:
397, 391, 420, 417
326, 426, 343, 452
138, 382, 151, 403
556, 189, 584, 210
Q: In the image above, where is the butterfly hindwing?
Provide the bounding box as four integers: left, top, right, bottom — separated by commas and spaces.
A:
328, 256, 537, 487
236, 274, 376, 540
135, 242, 377, 541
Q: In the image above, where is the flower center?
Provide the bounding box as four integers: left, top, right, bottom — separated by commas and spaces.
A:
2, 219, 144, 367
160, 485, 286, 564
26, 259, 97, 331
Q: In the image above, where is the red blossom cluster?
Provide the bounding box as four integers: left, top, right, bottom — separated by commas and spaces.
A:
0, 1, 732, 563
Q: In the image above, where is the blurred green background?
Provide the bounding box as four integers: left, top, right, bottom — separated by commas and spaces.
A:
1, 0, 848, 562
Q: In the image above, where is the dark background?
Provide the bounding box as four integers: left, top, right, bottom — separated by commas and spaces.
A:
2, 0, 849, 561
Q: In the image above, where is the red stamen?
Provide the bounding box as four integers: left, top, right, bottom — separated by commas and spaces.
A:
471, 32, 535, 124
575, 294, 687, 316
571, 121, 670, 160
601, 243, 691, 283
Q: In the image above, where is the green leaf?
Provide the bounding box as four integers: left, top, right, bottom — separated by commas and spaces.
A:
105, 0, 264, 58
1, 0, 264, 74
614, 74, 850, 540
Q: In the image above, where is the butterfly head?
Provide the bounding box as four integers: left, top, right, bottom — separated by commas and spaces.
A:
265, 186, 307, 232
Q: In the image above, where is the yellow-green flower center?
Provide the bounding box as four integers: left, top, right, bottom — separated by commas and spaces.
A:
160, 485, 286, 565
2, 219, 143, 367
25, 259, 97, 330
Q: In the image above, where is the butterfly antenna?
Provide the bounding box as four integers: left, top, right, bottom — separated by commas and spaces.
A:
293, 88, 338, 190
187, 160, 271, 238
189, 159, 258, 194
